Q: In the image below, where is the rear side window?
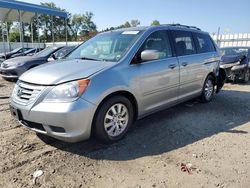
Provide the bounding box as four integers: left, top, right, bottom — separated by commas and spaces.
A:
172, 30, 196, 56
140, 30, 173, 60
194, 33, 216, 53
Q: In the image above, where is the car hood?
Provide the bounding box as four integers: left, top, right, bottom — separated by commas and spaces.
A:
221, 55, 245, 65
19, 59, 114, 85
3, 56, 45, 66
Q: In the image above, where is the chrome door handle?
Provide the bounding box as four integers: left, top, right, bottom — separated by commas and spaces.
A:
168, 64, 176, 69
182, 62, 188, 67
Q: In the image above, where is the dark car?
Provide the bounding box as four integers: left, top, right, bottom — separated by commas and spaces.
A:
11, 48, 44, 58
0, 46, 64, 81
220, 47, 250, 83
0, 47, 33, 60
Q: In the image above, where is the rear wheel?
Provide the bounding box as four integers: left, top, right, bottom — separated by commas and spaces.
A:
94, 95, 134, 144
200, 75, 215, 103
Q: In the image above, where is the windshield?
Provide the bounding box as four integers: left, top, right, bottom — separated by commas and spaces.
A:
10, 48, 22, 53
24, 49, 35, 54
221, 48, 249, 56
35, 47, 58, 57
67, 30, 143, 62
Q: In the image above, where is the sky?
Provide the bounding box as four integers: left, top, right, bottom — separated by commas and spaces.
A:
21, 0, 250, 34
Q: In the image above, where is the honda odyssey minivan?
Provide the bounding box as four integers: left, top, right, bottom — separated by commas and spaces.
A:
10, 24, 225, 143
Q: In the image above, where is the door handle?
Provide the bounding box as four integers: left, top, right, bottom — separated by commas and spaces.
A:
182, 62, 188, 67
168, 64, 176, 69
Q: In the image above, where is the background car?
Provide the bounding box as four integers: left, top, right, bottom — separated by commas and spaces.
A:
221, 47, 250, 60
11, 48, 44, 58
0, 47, 33, 60
0, 46, 64, 81
220, 47, 250, 83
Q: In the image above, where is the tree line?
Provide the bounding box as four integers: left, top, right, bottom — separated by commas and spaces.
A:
0, 2, 161, 43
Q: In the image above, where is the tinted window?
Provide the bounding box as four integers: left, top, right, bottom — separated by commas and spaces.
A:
140, 30, 173, 60
194, 33, 215, 53
172, 30, 196, 56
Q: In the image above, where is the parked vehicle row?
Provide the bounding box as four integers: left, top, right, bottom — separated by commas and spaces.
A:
9, 24, 226, 143
0, 47, 43, 60
0, 46, 76, 80
220, 47, 250, 83
11, 48, 44, 58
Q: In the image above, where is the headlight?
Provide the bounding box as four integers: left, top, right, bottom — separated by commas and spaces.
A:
6, 61, 25, 68
43, 79, 89, 102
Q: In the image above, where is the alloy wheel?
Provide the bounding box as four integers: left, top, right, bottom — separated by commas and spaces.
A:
204, 79, 214, 100
104, 103, 129, 137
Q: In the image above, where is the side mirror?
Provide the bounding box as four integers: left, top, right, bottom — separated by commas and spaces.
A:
48, 54, 57, 62
141, 50, 160, 61
51, 54, 56, 60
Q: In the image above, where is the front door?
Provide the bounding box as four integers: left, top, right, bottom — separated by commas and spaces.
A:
135, 30, 180, 114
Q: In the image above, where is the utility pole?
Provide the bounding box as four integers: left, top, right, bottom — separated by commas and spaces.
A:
217, 27, 220, 47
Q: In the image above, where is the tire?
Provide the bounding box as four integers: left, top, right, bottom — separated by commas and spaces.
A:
243, 69, 249, 83
93, 95, 134, 144
200, 75, 215, 103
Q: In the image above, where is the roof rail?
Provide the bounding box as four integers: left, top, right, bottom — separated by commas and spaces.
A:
165, 24, 201, 31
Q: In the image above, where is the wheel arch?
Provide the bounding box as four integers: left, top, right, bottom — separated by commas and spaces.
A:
207, 72, 217, 83
91, 90, 139, 135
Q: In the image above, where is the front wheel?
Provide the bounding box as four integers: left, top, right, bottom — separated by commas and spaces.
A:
93, 96, 134, 144
200, 75, 215, 103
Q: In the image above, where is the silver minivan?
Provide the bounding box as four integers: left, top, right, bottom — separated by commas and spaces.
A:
10, 24, 225, 143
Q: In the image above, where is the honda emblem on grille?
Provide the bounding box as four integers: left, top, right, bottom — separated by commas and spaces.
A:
17, 88, 23, 96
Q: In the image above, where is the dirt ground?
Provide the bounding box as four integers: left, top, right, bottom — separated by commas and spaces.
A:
0, 76, 250, 188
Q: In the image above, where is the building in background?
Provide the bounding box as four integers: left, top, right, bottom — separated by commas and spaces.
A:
211, 33, 250, 48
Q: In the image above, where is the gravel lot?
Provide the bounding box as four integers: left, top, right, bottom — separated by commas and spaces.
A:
0, 76, 250, 188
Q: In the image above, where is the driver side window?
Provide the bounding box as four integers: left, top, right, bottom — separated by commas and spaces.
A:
140, 30, 173, 62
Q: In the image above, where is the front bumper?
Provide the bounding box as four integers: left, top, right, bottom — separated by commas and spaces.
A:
10, 98, 97, 142
0, 66, 26, 79
220, 64, 248, 81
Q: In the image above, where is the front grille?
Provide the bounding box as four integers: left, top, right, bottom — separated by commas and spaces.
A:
13, 81, 45, 105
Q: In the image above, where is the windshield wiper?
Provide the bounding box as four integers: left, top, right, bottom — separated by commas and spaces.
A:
79, 57, 101, 61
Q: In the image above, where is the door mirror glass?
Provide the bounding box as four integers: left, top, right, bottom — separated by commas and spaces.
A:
141, 50, 160, 61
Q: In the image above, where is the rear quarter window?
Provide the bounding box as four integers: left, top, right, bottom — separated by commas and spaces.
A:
193, 33, 216, 53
